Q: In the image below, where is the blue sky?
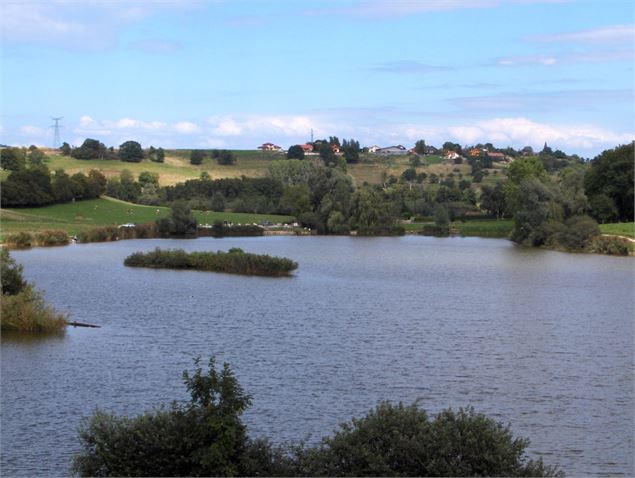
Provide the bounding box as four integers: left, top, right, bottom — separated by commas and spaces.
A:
1, 0, 633, 157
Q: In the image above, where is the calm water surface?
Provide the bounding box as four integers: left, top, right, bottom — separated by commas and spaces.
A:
1, 236, 634, 476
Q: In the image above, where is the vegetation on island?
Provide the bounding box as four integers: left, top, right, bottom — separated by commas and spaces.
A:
124, 247, 298, 277
0, 249, 67, 333
72, 357, 563, 477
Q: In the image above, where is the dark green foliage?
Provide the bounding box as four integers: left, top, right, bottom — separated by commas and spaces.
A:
414, 139, 426, 155
588, 194, 618, 223
28, 147, 46, 166
480, 182, 508, 219
124, 247, 298, 277
509, 178, 554, 246
1, 166, 54, 206
60, 142, 72, 156
190, 150, 207, 165
1, 249, 27, 295
156, 147, 165, 162
72, 359, 562, 477
0, 147, 27, 171
350, 187, 403, 236
294, 403, 561, 477
434, 203, 450, 227
551, 215, 600, 251
72, 357, 252, 477
106, 170, 142, 202
287, 145, 305, 160
72, 138, 107, 160
584, 142, 634, 221
212, 149, 236, 165
118, 141, 144, 163
341, 138, 360, 164
156, 200, 198, 236
205, 221, 264, 238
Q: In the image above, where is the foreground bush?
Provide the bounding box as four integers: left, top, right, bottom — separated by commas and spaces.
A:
72, 358, 252, 477
73, 357, 563, 477
77, 226, 119, 243
5, 231, 33, 248
590, 235, 631, 256
1, 249, 67, 333
124, 247, 298, 277
1, 286, 67, 333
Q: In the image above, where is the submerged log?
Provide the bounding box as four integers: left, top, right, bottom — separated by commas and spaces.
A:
66, 321, 100, 328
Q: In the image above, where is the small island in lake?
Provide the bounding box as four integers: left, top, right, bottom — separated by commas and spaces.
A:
124, 247, 298, 277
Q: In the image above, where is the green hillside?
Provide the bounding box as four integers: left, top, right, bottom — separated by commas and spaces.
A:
0, 197, 293, 239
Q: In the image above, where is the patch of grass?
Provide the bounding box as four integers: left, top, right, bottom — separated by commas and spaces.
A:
453, 219, 514, 237
1, 197, 293, 240
599, 222, 634, 238
1, 286, 67, 333
404, 219, 514, 238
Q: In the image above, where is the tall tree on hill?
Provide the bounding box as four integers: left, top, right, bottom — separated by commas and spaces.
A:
190, 150, 206, 165
584, 142, 634, 221
287, 145, 305, 160
414, 139, 426, 155
119, 141, 144, 163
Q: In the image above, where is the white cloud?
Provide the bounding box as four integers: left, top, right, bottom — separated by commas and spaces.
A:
528, 24, 635, 44
309, 0, 571, 18
0, 1, 200, 50
499, 55, 558, 66
208, 115, 321, 139
19, 125, 48, 137
444, 117, 634, 152
173, 121, 201, 134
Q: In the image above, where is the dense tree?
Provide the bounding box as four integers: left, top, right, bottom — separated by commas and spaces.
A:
190, 150, 206, 165
156, 200, 198, 236
119, 141, 144, 163
72, 357, 251, 477
156, 147, 165, 163
0, 147, 26, 171
71, 138, 107, 160
287, 145, 305, 160
1, 249, 27, 296
414, 139, 426, 155
341, 138, 360, 164
0, 165, 54, 206
212, 149, 236, 165
584, 142, 634, 221
138, 171, 159, 188
106, 170, 142, 202
28, 147, 46, 166
480, 182, 508, 219
318, 142, 337, 167
60, 142, 72, 156
73, 359, 561, 477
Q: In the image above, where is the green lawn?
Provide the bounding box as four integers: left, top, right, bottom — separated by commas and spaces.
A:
599, 222, 634, 238
0, 197, 293, 239
404, 219, 514, 238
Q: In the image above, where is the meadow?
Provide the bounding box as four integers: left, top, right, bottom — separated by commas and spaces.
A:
0, 197, 293, 239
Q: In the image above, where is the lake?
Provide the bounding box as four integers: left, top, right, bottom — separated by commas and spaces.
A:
1, 236, 633, 476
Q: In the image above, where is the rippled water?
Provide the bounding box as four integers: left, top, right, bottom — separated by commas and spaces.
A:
2, 236, 634, 476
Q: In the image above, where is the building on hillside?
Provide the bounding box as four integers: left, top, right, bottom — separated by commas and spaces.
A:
300, 143, 314, 153
367, 145, 381, 153
468, 148, 484, 157
444, 151, 460, 160
258, 142, 282, 151
487, 151, 506, 160
331, 144, 341, 154
376, 145, 408, 155
424, 145, 439, 155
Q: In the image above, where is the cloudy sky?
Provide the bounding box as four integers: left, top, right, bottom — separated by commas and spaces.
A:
1, 0, 633, 157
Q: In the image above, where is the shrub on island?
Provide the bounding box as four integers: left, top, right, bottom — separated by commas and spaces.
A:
124, 247, 298, 277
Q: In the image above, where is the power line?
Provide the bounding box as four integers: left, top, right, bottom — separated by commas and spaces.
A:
51, 117, 63, 148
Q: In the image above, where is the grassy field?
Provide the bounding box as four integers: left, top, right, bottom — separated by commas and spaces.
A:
599, 222, 634, 238
0, 197, 293, 239
35, 150, 472, 187
403, 219, 514, 238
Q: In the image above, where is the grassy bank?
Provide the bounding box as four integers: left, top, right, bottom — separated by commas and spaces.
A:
0, 197, 293, 240
404, 219, 514, 238
598, 222, 634, 238
124, 247, 298, 276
